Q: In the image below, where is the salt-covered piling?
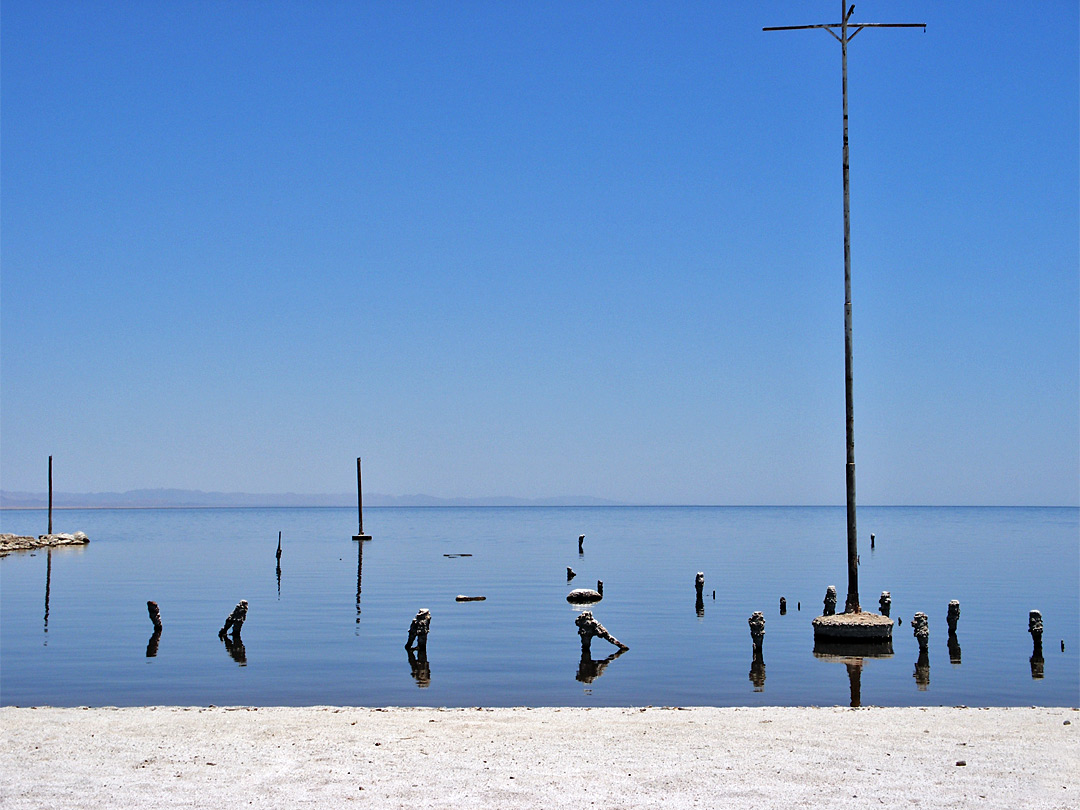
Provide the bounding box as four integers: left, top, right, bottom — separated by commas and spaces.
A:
911, 612, 929, 652
822, 585, 837, 616
1028, 609, 1045, 679
147, 601, 162, 632
947, 600, 960, 634
405, 608, 431, 652
748, 611, 765, 654
219, 600, 248, 638
779, 597, 787, 615
879, 591, 891, 617
575, 610, 628, 654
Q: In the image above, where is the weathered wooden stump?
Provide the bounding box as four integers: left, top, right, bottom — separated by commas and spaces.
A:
947, 600, 961, 634
147, 600, 163, 632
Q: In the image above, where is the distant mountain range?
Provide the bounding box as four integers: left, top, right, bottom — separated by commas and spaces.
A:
0, 488, 621, 509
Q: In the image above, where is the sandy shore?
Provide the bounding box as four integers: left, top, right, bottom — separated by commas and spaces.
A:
2, 706, 1076, 809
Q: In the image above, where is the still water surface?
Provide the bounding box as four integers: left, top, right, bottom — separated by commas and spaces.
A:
1, 506, 1076, 707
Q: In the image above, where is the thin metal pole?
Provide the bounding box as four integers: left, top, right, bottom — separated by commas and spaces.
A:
841, 2, 859, 614
48, 455, 53, 535
356, 457, 364, 535
764, 4, 925, 616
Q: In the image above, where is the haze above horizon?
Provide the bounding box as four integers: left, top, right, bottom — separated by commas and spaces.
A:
2, 2, 1077, 507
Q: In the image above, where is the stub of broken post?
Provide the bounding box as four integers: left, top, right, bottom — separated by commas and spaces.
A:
219, 600, 248, 638
147, 601, 162, 632
575, 610, 628, 654
879, 591, 891, 617
947, 600, 960, 635
748, 611, 765, 653
823, 585, 837, 616
911, 611, 929, 652
405, 608, 431, 652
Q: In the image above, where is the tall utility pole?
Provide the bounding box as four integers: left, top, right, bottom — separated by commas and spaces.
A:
765, 5, 924, 615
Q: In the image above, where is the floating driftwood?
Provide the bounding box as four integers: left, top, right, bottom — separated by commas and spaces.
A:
443, 553, 473, 558
455, 595, 486, 602
0, 532, 89, 556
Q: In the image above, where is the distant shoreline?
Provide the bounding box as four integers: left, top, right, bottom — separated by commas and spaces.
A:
2, 502, 1077, 511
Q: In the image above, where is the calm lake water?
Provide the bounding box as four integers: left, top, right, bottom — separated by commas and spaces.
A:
1, 506, 1076, 707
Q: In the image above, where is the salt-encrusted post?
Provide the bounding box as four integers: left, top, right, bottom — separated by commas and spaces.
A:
695, 572, 705, 616
879, 591, 891, 617
947, 600, 960, 634
912, 612, 929, 652
405, 608, 431, 652
823, 585, 837, 616
748, 611, 766, 655
1029, 610, 1045, 679
48, 455, 53, 535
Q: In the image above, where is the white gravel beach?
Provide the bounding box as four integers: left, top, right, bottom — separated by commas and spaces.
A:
1, 706, 1076, 809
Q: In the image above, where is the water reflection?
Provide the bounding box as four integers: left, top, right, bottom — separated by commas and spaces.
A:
43, 549, 52, 644
749, 650, 766, 691
355, 537, 364, 628
813, 639, 894, 707
913, 649, 930, 690
221, 633, 247, 665
577, 648, 626, 684
406, 647, 431, 687
947, 632, 962, 665
276, 532, 282, 598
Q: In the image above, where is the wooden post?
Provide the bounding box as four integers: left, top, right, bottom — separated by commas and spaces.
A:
353, 457, 371, 541
48, 455, 53, 535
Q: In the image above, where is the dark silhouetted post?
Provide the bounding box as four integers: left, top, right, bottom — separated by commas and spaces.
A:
48, 456, 53, 535
765, 5, 925, 614
353, 457, 371, 541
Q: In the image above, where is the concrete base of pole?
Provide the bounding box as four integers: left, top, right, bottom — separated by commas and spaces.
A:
352, 534, 372, 541
812, 611, 893, 642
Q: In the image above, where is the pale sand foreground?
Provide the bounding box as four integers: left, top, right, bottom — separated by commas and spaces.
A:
2, 707, 1077, 809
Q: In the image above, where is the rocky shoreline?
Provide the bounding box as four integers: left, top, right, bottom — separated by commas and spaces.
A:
0, 532, 89, 556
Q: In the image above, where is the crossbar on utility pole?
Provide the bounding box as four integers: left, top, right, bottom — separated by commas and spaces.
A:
765, 4, 924, 615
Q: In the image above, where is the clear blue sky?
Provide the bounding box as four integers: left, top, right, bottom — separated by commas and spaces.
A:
2, 1, 1077, 505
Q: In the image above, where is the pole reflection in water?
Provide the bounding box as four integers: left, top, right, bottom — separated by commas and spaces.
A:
355, 538, 364, 629
146, 629, 162, 658
749, 650, 766, 691
913, 650, 930, 690
221, 633, 247, 666
576, 648, 626, 684
275, 531, 282, 599
43, 549, 52, 644
947, 632, 962, 665
813, 639, 893, 708
406, 647, 431, 687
